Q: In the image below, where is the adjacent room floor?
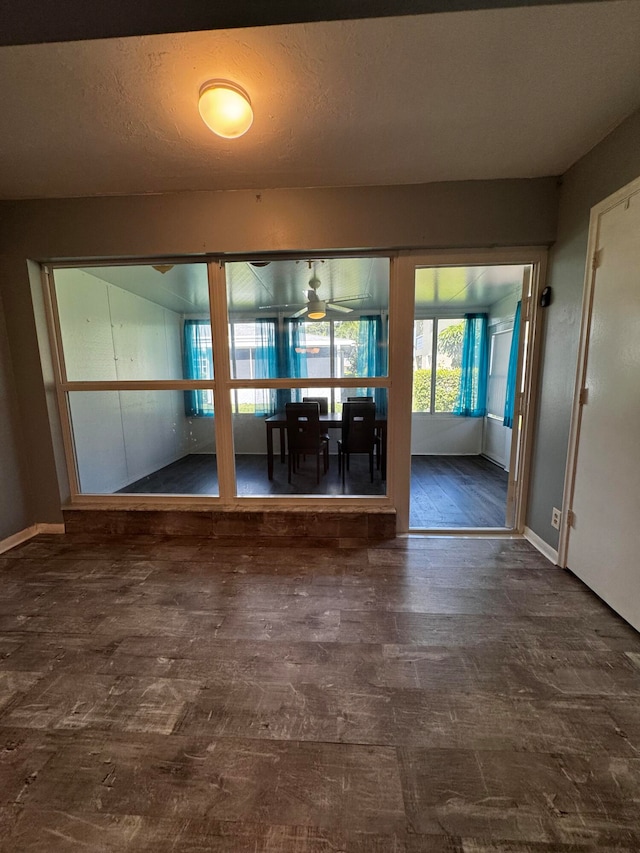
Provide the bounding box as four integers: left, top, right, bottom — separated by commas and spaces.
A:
118, 454, 508, 529
1, 533, 639, 850
118, 452, 386, 496
410, 454, 509, 529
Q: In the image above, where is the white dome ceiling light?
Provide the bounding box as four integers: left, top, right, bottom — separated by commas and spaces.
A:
198, 80, 253, 139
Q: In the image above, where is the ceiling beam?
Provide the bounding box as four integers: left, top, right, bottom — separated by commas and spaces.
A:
1, 0, 606, 47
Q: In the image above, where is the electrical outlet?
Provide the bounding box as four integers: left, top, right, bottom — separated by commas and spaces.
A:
551, 507, 561, 530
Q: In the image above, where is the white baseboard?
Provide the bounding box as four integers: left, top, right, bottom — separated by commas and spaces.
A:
0, 522, 66, 555
524, 526, 559, 565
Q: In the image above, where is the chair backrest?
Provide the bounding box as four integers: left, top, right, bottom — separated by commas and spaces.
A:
341, 401, 376, 453
302, 396, 329, 414
347, 395, 374, 402
285, 402, 322, 453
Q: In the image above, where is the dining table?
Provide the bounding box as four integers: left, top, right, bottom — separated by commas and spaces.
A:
265, 411, 387, 480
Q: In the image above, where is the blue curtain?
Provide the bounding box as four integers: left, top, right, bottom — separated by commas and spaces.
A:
357, 315, 388, 415
255, 319, 279, 416
183, 320, 213, 417
453, 313, 488, 418
253, 319, 308, 415
503, 301, 521, 429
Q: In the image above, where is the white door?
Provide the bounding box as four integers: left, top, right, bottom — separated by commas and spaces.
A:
567, 182, 640, 631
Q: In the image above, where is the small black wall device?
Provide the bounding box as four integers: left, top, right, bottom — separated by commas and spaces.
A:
540, 286, 552, 308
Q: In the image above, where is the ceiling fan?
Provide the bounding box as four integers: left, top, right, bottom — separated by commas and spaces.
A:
259, 272, 370, 320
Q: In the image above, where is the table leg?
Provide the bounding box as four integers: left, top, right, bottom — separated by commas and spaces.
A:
279, 426, 286, 463
266, 423, 274, 480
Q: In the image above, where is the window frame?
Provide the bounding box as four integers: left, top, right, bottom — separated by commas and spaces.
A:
412, 315, 465, 415
43, 253, 393, 505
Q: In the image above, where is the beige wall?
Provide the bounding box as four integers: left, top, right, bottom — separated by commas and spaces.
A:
526, 107, 640, 549
0, 177, 557, 531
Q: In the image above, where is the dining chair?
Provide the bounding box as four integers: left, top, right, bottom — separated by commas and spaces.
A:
338, 401, 379, 484
302, 396, 329, 414
285, 402, 329, 484
346, 395, 374, 402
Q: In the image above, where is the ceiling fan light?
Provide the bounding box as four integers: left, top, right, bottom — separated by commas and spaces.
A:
307, 300, 326, 320
198, 80, 253, 139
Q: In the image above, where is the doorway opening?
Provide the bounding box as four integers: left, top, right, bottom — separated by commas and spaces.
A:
409, 263, 532, 530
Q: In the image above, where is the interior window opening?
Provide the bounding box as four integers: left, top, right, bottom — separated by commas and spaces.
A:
51, 255, 390, 499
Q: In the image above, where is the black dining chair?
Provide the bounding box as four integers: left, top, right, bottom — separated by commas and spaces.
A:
285, 402, 329, 484
302, 396, 329, 414
338, 401, 379, 484
302, 396, 330, 444
346, 396, 374, 402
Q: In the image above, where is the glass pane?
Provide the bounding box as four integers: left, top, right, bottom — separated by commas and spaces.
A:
412, 319, 434, 412
232, 388, 387, 497
487, 329, 511, 417
225, 257, 389, 380
69, 391, 217, 495
434, 318, 464, 413
54, 263, 210, 381
229, 385, 387, 416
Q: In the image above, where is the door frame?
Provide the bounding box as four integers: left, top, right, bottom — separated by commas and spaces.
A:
558, 174, 640, 567
391, 247, 548, 534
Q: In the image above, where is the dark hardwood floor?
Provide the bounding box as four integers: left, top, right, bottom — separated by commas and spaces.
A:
118, 454, 220, 496
410, 454, 508, 529
118, 454, 508, 528
1, 533, 639, 850
119, 453, 386, 496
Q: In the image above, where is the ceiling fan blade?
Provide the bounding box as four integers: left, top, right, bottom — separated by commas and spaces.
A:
290, 306, 309, 319
329, 292, 372, 304
327, 303, 353, 314
258, 302, 303, 311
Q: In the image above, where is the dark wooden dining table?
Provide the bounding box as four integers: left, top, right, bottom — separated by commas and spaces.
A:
265, 411, 387, 480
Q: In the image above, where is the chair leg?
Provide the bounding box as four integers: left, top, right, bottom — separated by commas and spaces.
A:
288, 452, 292, 483
370, 450, 374, 482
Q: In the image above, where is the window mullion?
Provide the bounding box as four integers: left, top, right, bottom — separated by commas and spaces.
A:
229, 322, 238, 414
330, 321, 335, 412
430, 318, 438, 414
209, 262, 236, 501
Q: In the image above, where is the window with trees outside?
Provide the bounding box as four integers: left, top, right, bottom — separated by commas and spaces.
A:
227, 317, 381, 414
412, 318, 464, 413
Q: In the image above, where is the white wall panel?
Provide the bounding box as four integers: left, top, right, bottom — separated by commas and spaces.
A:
185, 415, 217, 454
165, 310, 183, 380
55, 269, 117, 381
109, 286, 171, 380
483, 416, 511, 469
232, 414, 269, 455
69, 392, 128, 493
59, 274, 191, 491
410, 415, 482, 455
119, 390, 185, 484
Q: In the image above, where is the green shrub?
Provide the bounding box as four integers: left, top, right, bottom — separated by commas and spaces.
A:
412, 368, 461, 412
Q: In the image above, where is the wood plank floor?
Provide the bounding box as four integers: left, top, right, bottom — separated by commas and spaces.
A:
119, 454, 508, 529
1, 533, 640, 850
119, 453, 386, 497
410, 455, 508, 529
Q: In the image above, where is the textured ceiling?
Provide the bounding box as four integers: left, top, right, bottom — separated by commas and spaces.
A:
1, 3, 640, 200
